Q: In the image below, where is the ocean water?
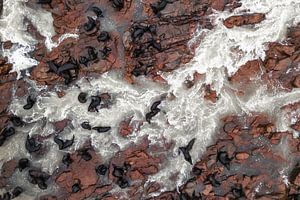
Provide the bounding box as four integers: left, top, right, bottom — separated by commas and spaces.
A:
0, 0, 300, 199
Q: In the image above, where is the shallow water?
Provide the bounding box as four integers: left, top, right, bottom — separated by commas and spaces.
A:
1, 0, 300, 199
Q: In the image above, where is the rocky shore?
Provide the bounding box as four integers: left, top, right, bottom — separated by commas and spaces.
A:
0, 0, 300, 199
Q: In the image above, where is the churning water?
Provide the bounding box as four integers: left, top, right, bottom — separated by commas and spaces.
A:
1, 0, 300, 199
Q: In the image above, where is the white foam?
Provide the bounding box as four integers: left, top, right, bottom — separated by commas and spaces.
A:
0, 0, 78, 78
164, 0, 300, 90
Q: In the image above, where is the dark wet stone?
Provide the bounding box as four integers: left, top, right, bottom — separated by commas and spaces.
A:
179, 138, 196, 165
72, 183, 81, 193
95, 164, 108, 176
11, 186, 23, 198
18, 158, 30, 171
25, 135, 42, 153
78, 92, 88, 103
81, 121, 92, 130
92, 126, 111, 133
62, 153, 73, 167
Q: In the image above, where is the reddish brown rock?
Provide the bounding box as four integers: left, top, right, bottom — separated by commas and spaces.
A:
119, 118, 134, 137
224, 13, 266, 28
55, 148, 102, 200
0, 82, 13, 113
2, 41, 13, 49
235, 152, 250, 160
52, 119, 70, 132
178, 113, 297, 199
1, 159, 17, 178
0, 57, 13, 76
292, 75, 300, 88
229, 60, 262, 84
26, 0, 242, 85
232, 24, 300, 91
203, 84, 218, 103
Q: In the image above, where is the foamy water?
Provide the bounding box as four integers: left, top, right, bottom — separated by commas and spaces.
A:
1, 0, 300, 199
0, 0, 78, 78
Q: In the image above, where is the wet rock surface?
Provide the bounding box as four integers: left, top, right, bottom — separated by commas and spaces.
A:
25, 0, 241, 85
230, 23, 300, 91
223, 13, 266, 28
1, 0, 300, 199
178, 113, 299, 199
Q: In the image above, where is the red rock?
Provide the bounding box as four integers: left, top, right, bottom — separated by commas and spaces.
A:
235, 152, 250, 160
39, 195, 58, 200
119, 118, 134, 137
28, 0, 242, 86
203, 84, 218, 103
292, 75, 300, 88
2, 41, 13, 49
55, 148, 101, 198
146, 182, 161, 194
1, 159, 17, 178
15, 80, 29, 97
0, 82, 13, 113
224, 13, 266, 28
211, 0, 226, 11
52, 119, 70, 132
56, 90, 66, 98
0, 177, 7, 188
202, 184, 213, 196
229, 60, 262, 84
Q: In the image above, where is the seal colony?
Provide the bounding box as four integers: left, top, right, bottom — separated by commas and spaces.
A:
0, 0, 300, 199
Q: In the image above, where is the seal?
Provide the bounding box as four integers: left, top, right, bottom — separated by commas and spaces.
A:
92, 126, 111, 133
54, 135, 75, 150
179, 138, 196, 165
25, 135, 42, 153
18, 158, 30, 171
23, 95, 36, 110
